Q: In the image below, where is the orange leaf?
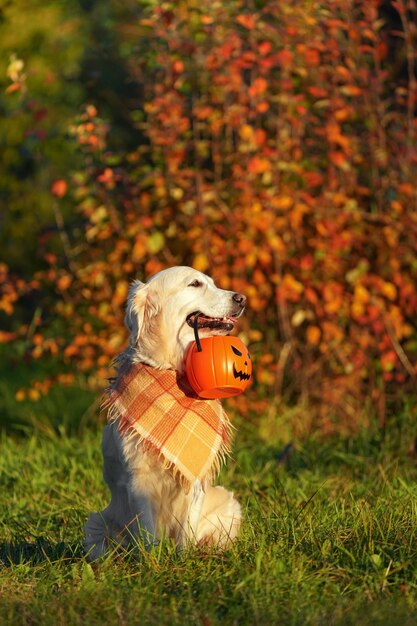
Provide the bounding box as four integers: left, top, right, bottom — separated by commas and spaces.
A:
132, 238, 146, 262
306, 325, 321, 346
258, 41, 272, 56
272, 196, 292, 210
248, 78, 268, 98
329, 151, 348, 168
322, 322, 344, 342
64, 345, 79, 357
248, 156, 271, 174
305, 287, 319, 305
57, 275, 72, 291
256, 101, 269, 113
340, 85, 362, 97
0, 330, 17, 343
276, 49, 293, 67
381, 350, 397, 372
304, 171, 324, 187
173, 60, 184, 73
236, 14, 257, 29
304, 49, 320, 66
51, 179, 67, 198
5, 82, 22, 93
255, 128, 267, 146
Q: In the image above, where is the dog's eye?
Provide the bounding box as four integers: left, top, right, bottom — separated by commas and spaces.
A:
188, 279, 203, 288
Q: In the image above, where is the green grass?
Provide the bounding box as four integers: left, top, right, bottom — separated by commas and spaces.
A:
2, 401, 417, 626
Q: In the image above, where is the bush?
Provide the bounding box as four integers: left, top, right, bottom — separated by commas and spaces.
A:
2, 0, 417, 432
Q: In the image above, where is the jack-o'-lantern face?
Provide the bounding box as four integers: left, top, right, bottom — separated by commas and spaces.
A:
231, 344, 251, 382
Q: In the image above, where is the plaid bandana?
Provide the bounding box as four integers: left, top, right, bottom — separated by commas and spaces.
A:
104, 361, 232, 488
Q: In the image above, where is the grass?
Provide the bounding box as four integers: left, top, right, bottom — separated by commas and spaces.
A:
2, 423, 417, 623
2, 367, 417, 624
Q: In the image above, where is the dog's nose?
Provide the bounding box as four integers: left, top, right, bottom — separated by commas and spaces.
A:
232, 292, 247, 306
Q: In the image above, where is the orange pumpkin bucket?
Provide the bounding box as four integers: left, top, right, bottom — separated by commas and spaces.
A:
185, 312, 252, 399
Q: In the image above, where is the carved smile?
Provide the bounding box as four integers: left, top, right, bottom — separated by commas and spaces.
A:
233, 364, 251, 381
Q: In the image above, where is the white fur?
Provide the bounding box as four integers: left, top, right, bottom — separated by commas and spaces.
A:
84, 267, 245, 558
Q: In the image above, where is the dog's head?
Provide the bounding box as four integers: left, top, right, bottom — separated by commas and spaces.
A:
124, 266, 246, 371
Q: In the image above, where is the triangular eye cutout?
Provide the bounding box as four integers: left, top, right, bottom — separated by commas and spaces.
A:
231, 345, 243, 356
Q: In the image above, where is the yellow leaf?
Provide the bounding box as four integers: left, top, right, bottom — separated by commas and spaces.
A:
283, 274, 304, 294
239, 124, 255, 142
193, 253, 209, 273
15, 389, 26, 402
147, 232, 165, 254
354, 285, 370, 304
28, 388, 41, 401
249, 329, 263, 341
268, 234, 285, 254
114, 281, 128, 305
381, 282, 397, 301
90, 205, 108, 224
351, 301, 365, 319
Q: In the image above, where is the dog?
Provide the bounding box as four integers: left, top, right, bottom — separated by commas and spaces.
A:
84, 266, 246, 559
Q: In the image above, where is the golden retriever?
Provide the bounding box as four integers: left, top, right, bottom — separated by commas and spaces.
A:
84, 266, 246, 559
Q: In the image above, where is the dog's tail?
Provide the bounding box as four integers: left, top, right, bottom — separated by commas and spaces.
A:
84, 512, 109, 561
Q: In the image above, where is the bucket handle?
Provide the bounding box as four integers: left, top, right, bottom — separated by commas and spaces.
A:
193, 312, 203, 352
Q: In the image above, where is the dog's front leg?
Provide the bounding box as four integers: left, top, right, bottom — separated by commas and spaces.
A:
126, 486, 158, 550
100, 423, 157, 552
186, 479, 205, 544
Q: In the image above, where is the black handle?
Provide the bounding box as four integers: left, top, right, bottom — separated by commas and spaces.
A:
193, 312, 203, 352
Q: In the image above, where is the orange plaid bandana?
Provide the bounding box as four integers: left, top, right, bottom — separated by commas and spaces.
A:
104, 361, 232, 488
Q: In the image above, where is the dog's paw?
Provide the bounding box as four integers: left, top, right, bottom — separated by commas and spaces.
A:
84, 512, 109, 561
196, 486, 242, 549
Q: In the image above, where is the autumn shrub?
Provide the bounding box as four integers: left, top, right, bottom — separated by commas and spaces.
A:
2, 0, 417, 433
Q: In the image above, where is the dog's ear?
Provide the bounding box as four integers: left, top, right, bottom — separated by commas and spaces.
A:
125, 280, 159, 345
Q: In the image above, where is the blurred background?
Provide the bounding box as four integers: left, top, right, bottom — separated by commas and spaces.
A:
1, 0, 417, 438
